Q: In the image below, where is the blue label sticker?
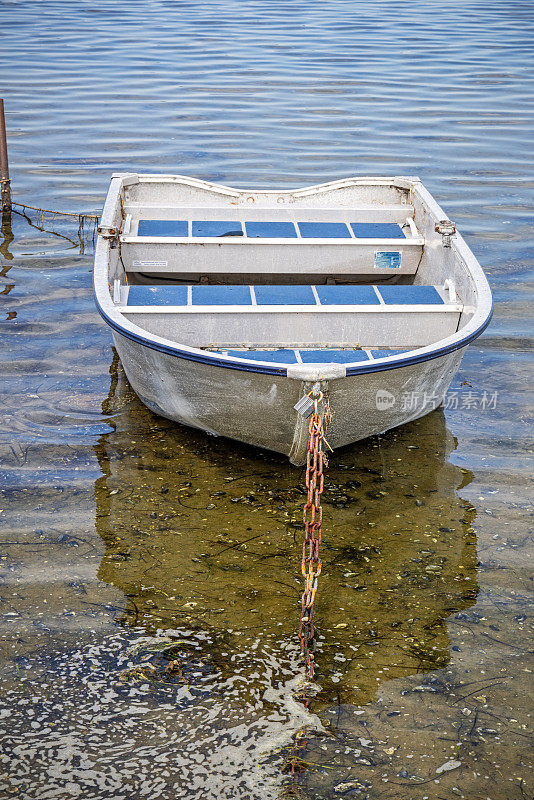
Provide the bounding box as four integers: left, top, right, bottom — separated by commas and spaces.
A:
374, 251, 401, 269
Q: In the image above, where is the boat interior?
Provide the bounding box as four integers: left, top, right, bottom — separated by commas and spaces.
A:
105, 178, 475, 364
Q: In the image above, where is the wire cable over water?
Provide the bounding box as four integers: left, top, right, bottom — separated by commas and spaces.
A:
11, 201, 99, 249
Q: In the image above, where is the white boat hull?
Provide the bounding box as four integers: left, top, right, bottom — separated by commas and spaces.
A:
112, 329, 464, 465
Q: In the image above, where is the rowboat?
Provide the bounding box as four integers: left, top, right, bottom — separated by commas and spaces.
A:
93, 175, 492, 465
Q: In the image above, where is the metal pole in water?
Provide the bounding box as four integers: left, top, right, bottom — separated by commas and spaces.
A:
0, 99, 12, 213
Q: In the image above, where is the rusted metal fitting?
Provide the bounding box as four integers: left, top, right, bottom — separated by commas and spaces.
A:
435, 219, 456, 247
309, 381, 323, 400
97, 224, 118, 239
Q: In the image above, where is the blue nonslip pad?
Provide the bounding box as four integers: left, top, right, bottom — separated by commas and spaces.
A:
377, 285, 444, 305
244, 221, 297, 238
126, 285, 188, 306
191, 285, 251, 305
192, 221, 243, 237
315, 284, 380, 305
297, 222, 351, 239
299, 350, 370, 364
254, 285, 316, 305
370, 349, 408, 359
219, 350, 298, 363
137, 220, 188, 237
350, 223, 405, 239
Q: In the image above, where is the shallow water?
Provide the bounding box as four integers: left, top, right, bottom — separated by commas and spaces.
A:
0, 1, 533, 798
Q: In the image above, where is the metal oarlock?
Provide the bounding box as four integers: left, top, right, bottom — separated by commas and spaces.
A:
435, 219, 456, 247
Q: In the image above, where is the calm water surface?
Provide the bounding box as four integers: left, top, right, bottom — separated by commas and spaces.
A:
0, 1, 532, 798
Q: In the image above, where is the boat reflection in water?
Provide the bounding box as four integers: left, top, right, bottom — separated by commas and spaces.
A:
94, 354, 478, 705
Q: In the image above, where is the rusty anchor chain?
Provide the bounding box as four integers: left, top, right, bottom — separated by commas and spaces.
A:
298, 387, 331, 678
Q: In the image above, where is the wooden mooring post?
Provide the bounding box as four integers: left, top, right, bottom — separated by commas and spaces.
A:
0, 99, 12, 214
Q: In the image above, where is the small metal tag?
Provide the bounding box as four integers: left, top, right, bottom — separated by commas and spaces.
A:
132, 260, 168, 268
374, 251, 401, 269
294, 395, 315, 418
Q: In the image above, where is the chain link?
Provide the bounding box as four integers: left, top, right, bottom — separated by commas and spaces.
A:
298, 391, 331, 678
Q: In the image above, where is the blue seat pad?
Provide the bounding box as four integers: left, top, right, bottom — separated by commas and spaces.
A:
220, 349, 298, 363
126, 285, 188, 305
351, 223, 405, 239
299, 349, 369, 364
378, 285, 443, 304
191, 285, 250, 305
125, 284, 445, 308
137, 220, 188, 237
192, 221, 243, 237
254, 285, 316, 305
218, 349, 409, 364
315, 285, 380, 305
245, 221, 298, 238
135, 220, 409, 240
219, 349, 369, 364
297, 222, 351, 238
